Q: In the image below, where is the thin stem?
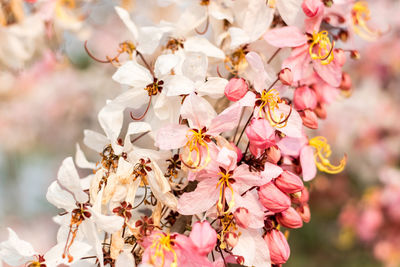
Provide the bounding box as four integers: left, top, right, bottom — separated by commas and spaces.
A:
235, 111, 254, 147
131, 131, 150, 144
267, 48, 282, 64
232, 109, 245, 143
136, 51, 154, 77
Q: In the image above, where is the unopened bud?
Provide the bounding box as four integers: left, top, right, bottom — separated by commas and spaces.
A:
275, 171, 304, 194
314, 103, 327, 119
340, 72, 352, 91
225, 78, 248, 101
267, 145, 281, 164
225, 232, 239, 248
300, 109, 318, 129
234, 207, 250, 228
264, 229, 290, 265
276, 207, 303, 229
278, 68, 293, 86
296, 204, 311, 223
258, 182, 291, 213
350, 50, 360, 60
334, 49, 346, 67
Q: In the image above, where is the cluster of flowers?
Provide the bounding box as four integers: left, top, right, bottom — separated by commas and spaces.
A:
0, 0, 378, 266
340, 168, 400, 267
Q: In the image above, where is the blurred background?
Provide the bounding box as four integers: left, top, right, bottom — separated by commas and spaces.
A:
0, 0, 399, 266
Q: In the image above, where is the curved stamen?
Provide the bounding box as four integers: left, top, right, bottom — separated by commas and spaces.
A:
84, 41, 118, 63
130, 95, 152, 121
309, 136, 347, 174
195, 15, 210, 35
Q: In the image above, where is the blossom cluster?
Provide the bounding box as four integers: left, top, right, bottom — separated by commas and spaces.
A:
0, 0, 377, 266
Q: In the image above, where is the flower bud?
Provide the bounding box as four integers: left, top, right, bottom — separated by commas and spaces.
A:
276, 207, 303, 229
334, 49, 346, 67
294, 86, 317, 110
224, 78, 248, 102
302, 0, 324, 17
300, 109, 318, 129
267, 145, 281, 164
234, 207, 250, 229
340, 72, 352, 91
264, 229, 290, 265
296, 204, 311, 223
258, 182, 291, 213
278, 68, 293, 86
314, 103, 327, 119
225, 232, 239, 248
189, 221, 217, 256
275, 171, 304, 194
246, 118, 275, 157
236, 256, 245, 265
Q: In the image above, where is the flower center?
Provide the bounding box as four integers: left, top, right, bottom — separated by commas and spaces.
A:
181, 127, 211, 170
309, 136, 347, 174
308, 31, 335, 65
145, 78, 164, 96
225, 46, 248, 74
216, 168, 235, 215
257, 89, 291, 128
150, 233, 178, 267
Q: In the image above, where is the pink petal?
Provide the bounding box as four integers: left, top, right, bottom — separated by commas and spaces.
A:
263, 26, 308, 48
313, 61, 342, 87
208, 103, 242, 136
178, 178, 220, 215
300, 145, 317, 181
155, 124, 189, 150
181, 93, 217, 129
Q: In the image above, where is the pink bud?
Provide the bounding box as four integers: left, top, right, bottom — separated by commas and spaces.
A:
293, 187, 310, 205
225, 78, 248, 102
225, 232, 239, 248
314, 103, 327, 119
294, 86, 317, 110
258, 182, 291, 213
267, 146, 281, 164
276, 207, 303, 229
236, 256, 245, 265
189, 221, 217, 256
275, 171, 304, 194
302, 0, 324, 17
245, 118, 275, 157
340, 72, 352, 91
278, 68, 293, 86
234, 207, 250, 228
334, 49, 346, 66
300, 109, 318, 129
264, 229, 290, 265
296, 204, 311, 223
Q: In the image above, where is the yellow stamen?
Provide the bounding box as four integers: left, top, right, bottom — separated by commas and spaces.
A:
224, 47, 248, 75
182, 129, 211, 170
267, 0, 276, 8
258, 89, 290, 128
150, 233, 178, 267
352, 1, 382, 41
216, 171, 235, 215
309, 136, 347, 174
309, 31, 335, 65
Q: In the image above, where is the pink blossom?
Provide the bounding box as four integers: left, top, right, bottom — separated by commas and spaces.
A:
245, 118, 276, 157
278, 68, 293, 86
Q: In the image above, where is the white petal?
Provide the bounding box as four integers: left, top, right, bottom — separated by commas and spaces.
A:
116, 250, 136, 267
276, 0, 304, 26
197, 77, 228, 99
123, 122, 152, 152
154, 54, 179, 77
137, 26, 167, 55
88, 208, 124, 234
164, 75, 195, 96
75, 143, 96, 170
98, 103, 125, 155
0, 228, 36, 266
181, 52, 208, 82
57, 157, 88, 203
115, 7, 138, 40
209, 1, 233, 22
112, 61, 152, 88
81, 220, 104, 267
228, 27, 250, 49
83, 130, 109, 153
184, 37, 225, 59
232, 228, 271, 267
46, 181, 76, 211
44, 241, 92, 266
